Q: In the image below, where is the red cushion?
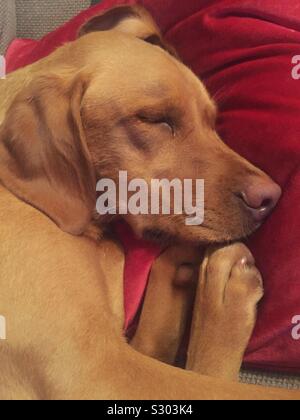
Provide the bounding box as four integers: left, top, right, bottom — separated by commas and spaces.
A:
6, 0, 300, 373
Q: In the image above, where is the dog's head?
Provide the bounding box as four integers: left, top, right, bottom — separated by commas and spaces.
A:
0, 5, 281, 244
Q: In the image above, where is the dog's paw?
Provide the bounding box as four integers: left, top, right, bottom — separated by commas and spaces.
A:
200, 243, 263, 320
187, 243, 263, 380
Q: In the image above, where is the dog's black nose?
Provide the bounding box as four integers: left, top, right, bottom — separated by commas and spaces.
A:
238, 180, 282, 222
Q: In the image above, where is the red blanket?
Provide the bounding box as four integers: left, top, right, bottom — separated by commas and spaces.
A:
6, 0, 300, 373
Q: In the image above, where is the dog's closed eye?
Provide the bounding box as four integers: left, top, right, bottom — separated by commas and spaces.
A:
138, 114, 175, 136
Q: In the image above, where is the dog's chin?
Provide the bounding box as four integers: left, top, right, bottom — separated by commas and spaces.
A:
140, 227, 225, 247
140, 221, 259, 247
142, 228, 179, 246
125, 212, 260, 247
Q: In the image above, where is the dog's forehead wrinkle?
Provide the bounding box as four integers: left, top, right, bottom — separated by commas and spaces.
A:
76, 32, 207, 106
80, 35, 210, 108
141, 82, 173, 100
83, 33, 184, 81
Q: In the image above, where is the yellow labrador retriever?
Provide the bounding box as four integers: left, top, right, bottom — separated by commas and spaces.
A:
0, 5, 297, 400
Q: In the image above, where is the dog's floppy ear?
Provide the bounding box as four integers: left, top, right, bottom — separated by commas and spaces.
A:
78, 5, 177, 57
0, 75, 96, 235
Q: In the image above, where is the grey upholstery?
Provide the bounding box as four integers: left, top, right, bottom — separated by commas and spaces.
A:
0, 0, 16, 55
16, 0, 91, 39
0, 0, 299, 391
240, 370, 300, 390
0, 0, 91, 54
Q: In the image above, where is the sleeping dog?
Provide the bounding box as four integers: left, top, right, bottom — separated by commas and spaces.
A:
0, 5, 297, 400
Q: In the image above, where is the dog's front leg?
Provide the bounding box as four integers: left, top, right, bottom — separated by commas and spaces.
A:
186, 243, 264, 382
131, 245, 202, 365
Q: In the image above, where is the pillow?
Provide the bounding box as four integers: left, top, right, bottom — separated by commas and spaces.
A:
6, 0, 300, 373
